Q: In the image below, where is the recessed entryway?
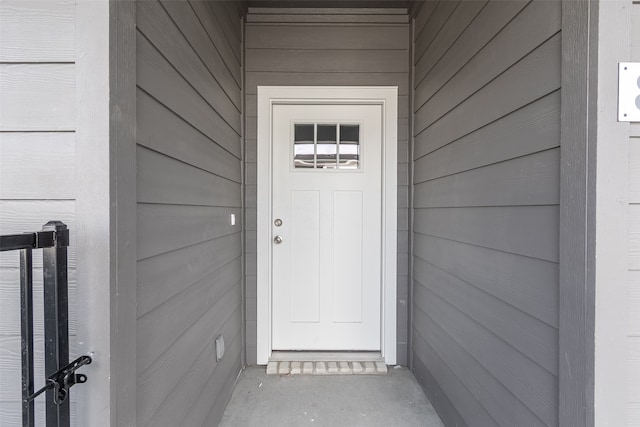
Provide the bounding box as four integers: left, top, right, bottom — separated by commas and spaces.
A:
256, 86, 398, 365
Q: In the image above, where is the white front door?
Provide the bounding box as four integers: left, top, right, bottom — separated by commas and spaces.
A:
271, 103, 382, 350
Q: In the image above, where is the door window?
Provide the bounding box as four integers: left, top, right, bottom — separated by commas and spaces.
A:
293, 123, 360, 170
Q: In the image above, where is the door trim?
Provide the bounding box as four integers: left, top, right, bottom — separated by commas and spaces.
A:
256, 86, 398, 365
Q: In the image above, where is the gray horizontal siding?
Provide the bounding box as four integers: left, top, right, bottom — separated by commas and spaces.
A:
135, 1, 243, 426
244, 15, 410, 364
0, 1, 77, 425
246, 7, 408, 24
411, 1, 561, 426
629, 4, 640, 425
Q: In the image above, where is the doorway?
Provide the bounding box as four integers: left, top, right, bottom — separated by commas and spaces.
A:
256, 86, 398, 364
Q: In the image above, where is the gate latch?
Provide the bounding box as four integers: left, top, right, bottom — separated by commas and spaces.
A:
24, 355, 92, 404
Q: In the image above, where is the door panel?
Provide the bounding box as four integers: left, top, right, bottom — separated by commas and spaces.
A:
333, 190, 363, 323
290, 190, 320, 322
271, 103, 382, 350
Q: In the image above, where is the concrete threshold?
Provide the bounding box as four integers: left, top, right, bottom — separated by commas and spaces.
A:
219, 366, 445, 427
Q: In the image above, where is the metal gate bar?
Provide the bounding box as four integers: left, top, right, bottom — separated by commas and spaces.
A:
20, 248, 34, 427
0, 221, 91, 427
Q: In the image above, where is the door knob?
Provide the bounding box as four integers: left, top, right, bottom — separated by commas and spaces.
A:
274, 235, 283, 244
274, 218, 283, 227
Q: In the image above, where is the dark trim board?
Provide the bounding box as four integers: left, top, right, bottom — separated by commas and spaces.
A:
559, 0, 597, 425
110, 1, 138, 425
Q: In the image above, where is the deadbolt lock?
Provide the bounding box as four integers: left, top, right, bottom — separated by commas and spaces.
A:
274, 218, 283, 227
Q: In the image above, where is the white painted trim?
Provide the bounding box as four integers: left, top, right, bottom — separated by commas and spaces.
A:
75, 2, 111, 424
76, 1, 137, 425
256, 86, 397, 365
594, 2, 629, 425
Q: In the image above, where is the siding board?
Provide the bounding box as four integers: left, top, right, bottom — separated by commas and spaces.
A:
188, 0, 242, 78
0, 336, 78, 401
142, 301, 241, 427
413, 149, 560, 208
416, 10, 561, 134
137, 0, 241, 128
632, 139, 640, 203
136, 32, 241, 157
415, 33, 561, 158
414, 91, 560, 182
414, 0, 529, 106
206, 1, 242, 60
414, 205, 559, 262
0, 1, 75, 62
163, 2, 242, 103
411, 348, 471, 427
163, 1, 241, 89
0, 133, 75, 200
415, 0, 561, 113
414, 257, 558, 375
413, 1, 438, 38
633, 4, 640, 61
414, 0, 487, 85
137, 261, 240, 373
0, 269, 77, 337
631, 204, 640, 271
411, 2, 561, 423
246, 13, 408, 24
181, 333, 242, 427
0, 200, 76, 269
0, 3, 78, 425
413, 303, 548, 426
137, 90, 241, 183
413, 233, 558, 328
246, 48, 408, 73
413, 1, 458, 62
137, 234, 242, 317
0, 64, 75, 131
137, 286, 241, 426
136, 3, 243, 425
137, 146, 241, 208
246, 25, 409, 50
137, 204, 241, 260
630, 271, 640, 336
203, 358, 244, 427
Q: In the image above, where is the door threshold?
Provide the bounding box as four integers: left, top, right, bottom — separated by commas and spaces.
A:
269, 351, 383, 362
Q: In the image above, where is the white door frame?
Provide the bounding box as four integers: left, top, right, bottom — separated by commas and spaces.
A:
256, 86, 398, 365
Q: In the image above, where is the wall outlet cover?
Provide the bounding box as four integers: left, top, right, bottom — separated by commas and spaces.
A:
215, 335, 225, 362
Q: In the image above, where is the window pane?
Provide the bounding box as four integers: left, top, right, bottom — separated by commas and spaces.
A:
294, 124, 315, 168
317, 124, 336, 143
317, 124, 337, 168
340, 125, 359, 143
339, 125, 360, 169
294, 124, 314, 142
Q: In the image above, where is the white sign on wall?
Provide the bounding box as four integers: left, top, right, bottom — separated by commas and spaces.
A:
619, 62, 640, 122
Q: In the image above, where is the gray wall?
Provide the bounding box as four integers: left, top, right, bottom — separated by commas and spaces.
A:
244, 7, 411, 365
629, 3, 640, 424
0, 1, 78, 425
135, 1, 244, 425
410, 1, 561, 425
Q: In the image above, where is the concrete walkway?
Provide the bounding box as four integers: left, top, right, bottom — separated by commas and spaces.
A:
219, 366, 444, 427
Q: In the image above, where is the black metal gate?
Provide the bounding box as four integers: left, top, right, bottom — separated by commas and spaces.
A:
0, 221, 91, 427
